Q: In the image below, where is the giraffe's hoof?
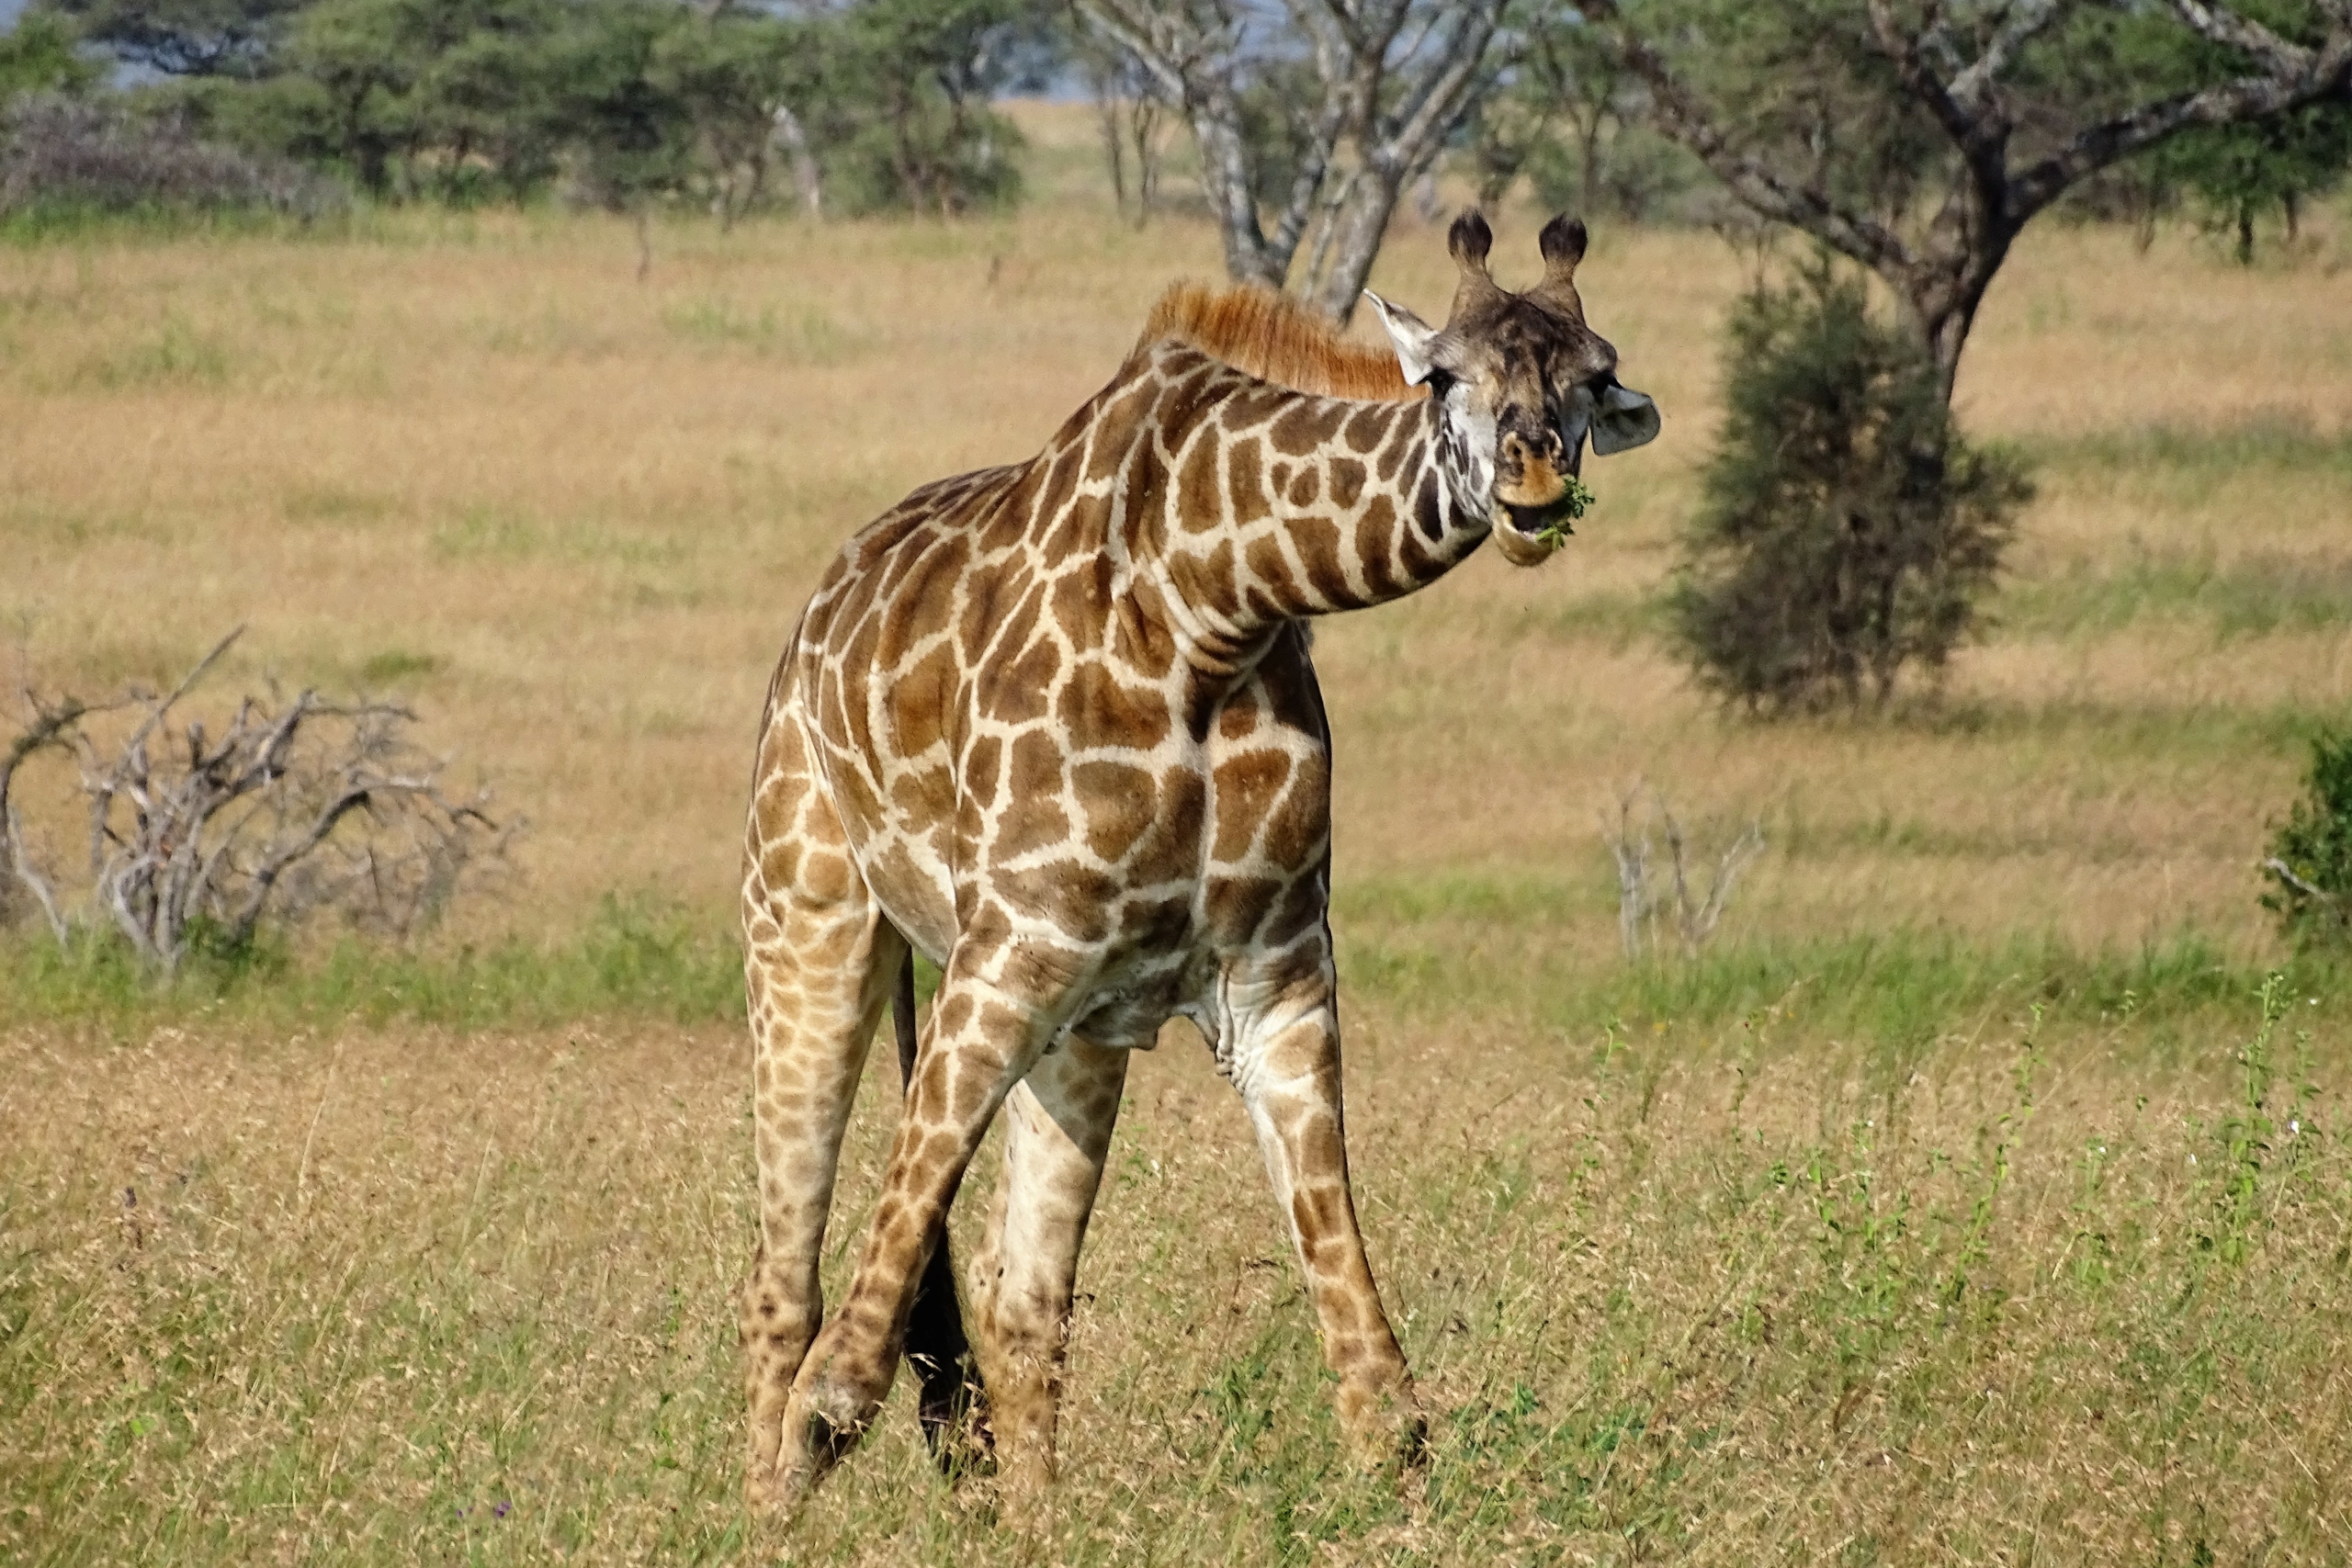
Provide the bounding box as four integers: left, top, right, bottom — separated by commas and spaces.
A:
743, 1463, 804, 1519
744, 1430, 829, 1521
775, 1375, 872, 1495
996, 1445, 1057, 1513
1336, 1381, 1426, 1472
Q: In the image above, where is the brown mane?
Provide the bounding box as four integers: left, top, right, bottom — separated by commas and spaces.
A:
1135, 281, 1424, 402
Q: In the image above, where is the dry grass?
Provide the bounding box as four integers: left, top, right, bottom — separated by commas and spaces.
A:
5, 102, 2352, 1564
6, 991, 2348, 1565
3, 148, 2347, 960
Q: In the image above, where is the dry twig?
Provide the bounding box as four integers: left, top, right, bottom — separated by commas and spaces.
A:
1600, 782, 1767, 961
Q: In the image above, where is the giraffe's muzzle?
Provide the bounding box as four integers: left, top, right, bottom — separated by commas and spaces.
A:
1494, 427, 1577, 508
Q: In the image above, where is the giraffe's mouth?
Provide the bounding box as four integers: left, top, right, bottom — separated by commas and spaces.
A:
1489, 497, 1573, 567
1500, 498, 1573, 539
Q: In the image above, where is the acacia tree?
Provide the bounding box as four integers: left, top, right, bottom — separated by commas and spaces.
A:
1077, 0, 1514, 320
1580, 0, 2352, 399
47, 0, 308, 77
2154, 98, 2352, 259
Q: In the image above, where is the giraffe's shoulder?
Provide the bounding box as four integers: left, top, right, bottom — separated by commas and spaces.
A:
874, 462, 1029, 537
827, 462, 1028, 571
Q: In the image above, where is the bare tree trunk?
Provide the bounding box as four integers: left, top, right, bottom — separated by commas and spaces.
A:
1097, 93, 1128, 210
1414, 170, 1442, 221
1131, 96, 1163, 227
716, 161, 740, 234
1192, 85, 1288, 288
1579, 109, 1604, 218
1306, 165, 1409, 321
1080, 0, 1510, 311
770, 103, 822, 220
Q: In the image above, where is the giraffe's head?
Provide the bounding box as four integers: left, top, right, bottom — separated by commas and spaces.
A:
1363, 211, 1660, 566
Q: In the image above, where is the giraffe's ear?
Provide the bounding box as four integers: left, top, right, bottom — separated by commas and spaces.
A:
1591, 380, 1661, 456
1363, 290, 1442, 387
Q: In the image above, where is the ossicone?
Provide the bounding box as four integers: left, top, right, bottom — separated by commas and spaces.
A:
1538, 214, 1588, 277
1532, 212, 1589, 315
1447, 210, 1494, 277
1446, 209, 1500, 321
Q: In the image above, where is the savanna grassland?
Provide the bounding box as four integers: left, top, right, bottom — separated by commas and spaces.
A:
5, 105, 2352, 1564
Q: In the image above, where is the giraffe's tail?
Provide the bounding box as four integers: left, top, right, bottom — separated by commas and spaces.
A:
893, 949, 995, 1475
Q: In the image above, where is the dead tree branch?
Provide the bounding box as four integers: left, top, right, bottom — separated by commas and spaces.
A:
1601, 784, 1767, 961
2265, 856, 2337, 907
2, 634, 513, 971
0, 692, 108, 944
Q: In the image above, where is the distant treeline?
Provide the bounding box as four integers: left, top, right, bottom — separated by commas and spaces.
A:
0, 0, 1057, 218
0, 0, 2345, 259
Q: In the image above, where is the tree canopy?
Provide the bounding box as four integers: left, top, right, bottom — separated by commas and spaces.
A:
1581, 0, 2352, 393
6, 0, 1056, 216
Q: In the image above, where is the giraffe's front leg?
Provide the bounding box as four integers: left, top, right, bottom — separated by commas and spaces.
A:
967, 1032, 1128, 1506
775, 966, 1063, 1499
1231, 980, 1422, 1469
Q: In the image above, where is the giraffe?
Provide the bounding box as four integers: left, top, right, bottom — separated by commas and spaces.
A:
737, 210, 1661, 1513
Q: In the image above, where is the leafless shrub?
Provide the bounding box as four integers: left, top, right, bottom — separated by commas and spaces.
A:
1600, 782, 1766, 961
0, 96, 344, 219
0, 630, 511, 972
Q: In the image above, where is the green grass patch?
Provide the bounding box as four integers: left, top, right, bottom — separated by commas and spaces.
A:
1889, 694, 2326, 758
2001, 545, 2352, 639
428, 507, 689, 569
0, 895, 743, 1032
0, 202, 345, 247
279, 486, 397, 527
1339, 894, 2336, 1055
1333, 867, 1617, 927
353, 649, 445, 686
6, 886, 2332, 1049
74, 316, 232, 389
2028, 412, 2352, 482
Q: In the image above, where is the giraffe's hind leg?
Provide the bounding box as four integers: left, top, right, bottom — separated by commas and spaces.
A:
778, 958, 1064, 1492
967, 1033, 1129, 1504
739, 713, 900, 1515
888, 953, 993, 1473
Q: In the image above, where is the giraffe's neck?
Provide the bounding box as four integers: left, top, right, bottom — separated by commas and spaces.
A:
1124, 347, 1494, 660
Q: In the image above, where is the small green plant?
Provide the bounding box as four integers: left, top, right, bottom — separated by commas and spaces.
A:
2198, 973, 2307, 1265
2262, 727, 2352, 950
1531, 476, 1596, 548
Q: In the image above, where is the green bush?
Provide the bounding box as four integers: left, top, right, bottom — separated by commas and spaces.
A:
0, 10, 101, 103
1666, 265, 2032, 713
2264, 728, 2352, 950
1, 94, 343, 218
820, 99, 1023, 218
